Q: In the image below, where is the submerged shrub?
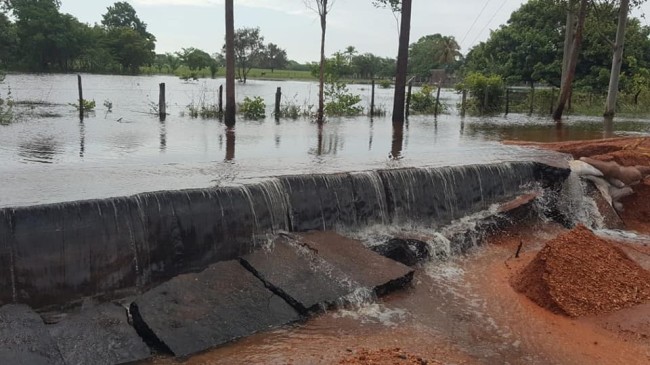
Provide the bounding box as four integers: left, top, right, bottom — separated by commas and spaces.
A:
410, 85, 447, 114
238, 96, 266, 119
324, 80, 362, 116
457, 72, 504, 114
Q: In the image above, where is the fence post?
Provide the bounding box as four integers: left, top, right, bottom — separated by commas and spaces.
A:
434, 84, 442, 116
405, 80, 413, 118
159, 83, 166, 120
274, 87, 281, 118
218, 85, 223, 115
529, 83, 535, 115
370, 79, 376, 117
461, 89, 467, 116
505, 87, 510, 116
77, 75, 83, 120
483, 86, 489, 114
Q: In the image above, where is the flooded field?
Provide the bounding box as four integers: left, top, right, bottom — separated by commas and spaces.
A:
0, 73, 649, 207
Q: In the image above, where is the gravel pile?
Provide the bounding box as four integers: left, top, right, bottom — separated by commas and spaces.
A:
513, 225, 650, 317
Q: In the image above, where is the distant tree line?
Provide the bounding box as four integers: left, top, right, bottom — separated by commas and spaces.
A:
0, 1, 155, 73
462, 0, 650, 103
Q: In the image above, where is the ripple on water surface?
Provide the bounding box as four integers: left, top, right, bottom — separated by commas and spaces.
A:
2, 74, 648, 206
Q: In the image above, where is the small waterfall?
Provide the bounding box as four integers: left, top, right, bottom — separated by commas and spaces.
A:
0, 161, 568, 309
556, 170, 605, 229
380, 162, 537, 227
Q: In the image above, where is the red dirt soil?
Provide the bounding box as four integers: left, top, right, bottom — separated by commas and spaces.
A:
338, 348, 439, 365
512, 225, 650, 317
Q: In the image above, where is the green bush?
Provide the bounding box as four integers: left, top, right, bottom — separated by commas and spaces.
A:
324, 80, 363, 116
379, 79, 391, 88
410, 85, 447, 114
458, 72, 504, 114
238, 96, 266, 119
69, 99, 96, 113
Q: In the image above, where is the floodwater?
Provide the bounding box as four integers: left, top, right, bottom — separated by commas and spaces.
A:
1, 73, 649, 207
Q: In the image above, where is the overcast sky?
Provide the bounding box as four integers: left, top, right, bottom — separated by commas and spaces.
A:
59, 0, 650, 63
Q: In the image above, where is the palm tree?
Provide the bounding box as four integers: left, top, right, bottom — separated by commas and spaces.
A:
344, 45, 357, 65
436, 36, 462, 66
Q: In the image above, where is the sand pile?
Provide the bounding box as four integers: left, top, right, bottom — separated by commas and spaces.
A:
513, 225, 650, 317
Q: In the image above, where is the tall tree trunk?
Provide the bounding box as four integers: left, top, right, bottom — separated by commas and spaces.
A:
604, 0, 629, 117
225, 0, 236, 127
560, 0, 576, 91
317, 0, 328, 124
392, 0, 412, 126
553, 0, 588, 122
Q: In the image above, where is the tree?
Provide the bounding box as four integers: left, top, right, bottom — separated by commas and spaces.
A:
177, 47, 214, 71
374, 0, 412, 125
224, 27, 264, 83
101, 1, 150, 38
260, 43, 288, 72
0, 11, 17, 67
553, 0, 588, 121
351, 53, 384, 79
408, 34, 461, 79
304, 0, 335, 124
105, 26, 154, 73
6, 0, 65, 70
225, 0, 236, 127
464, 0, 566, 87
343, 45, 357, 64
101, 2, 155, 73
604, 0, 630, 117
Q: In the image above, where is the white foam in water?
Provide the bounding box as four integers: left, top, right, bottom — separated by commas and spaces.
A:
594, 229, 650, 245
557, 171, 605, 228
424, 261, 466, 282
333, 303, 408, 327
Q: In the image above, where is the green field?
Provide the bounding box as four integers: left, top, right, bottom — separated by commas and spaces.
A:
140, 65, 316, 81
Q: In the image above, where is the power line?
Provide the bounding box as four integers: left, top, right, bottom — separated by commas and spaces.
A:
468, 0, 511, 49
460, 0, 494, 47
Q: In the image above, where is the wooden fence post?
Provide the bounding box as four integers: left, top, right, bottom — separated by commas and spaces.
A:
529, 83, 535, 115
159, 83, 166, 120
274, 87, 281, 118
434, 84, 442, 116
370, 79, 376, 117
218, 85, 223, 115
461, 89, 467, 116
77, 75, 84, 120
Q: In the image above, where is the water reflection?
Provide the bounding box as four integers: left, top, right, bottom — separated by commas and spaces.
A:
159, 120, 167, 152
19, 136, 60, 164
390, 123, 404, 160
604, 116, 614, 138
368, 119, 374, 151
79, 121, 85, 158
310, 123, 343, 157
225, 128, 235, 161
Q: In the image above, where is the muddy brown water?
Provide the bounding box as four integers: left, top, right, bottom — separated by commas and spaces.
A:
144, 224, 650, 365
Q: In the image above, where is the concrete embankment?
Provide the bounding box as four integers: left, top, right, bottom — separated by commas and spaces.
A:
0, 162, 568, 309
0, 161, 570, 363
